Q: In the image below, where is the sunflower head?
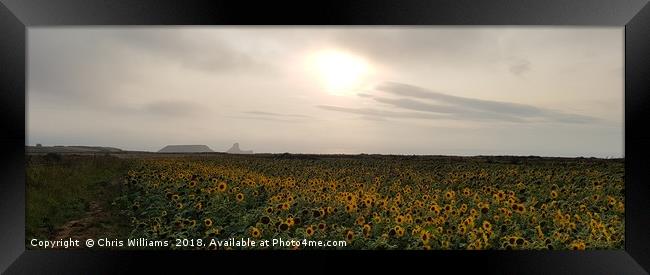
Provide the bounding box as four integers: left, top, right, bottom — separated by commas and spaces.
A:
188, 180, 198, 188
482, 220, 492, 231
305, 226, 314, 236
345, 230, 354, 241
218, 182, 228, 192
420, 231, 431, 244
251, 227, 262, 238
362, 224, 372, 237
278, 223, 289, 231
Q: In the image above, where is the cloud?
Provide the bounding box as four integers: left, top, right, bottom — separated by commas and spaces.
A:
375, 82, 599, 123
377, 82, 543, 115
226, 115, 305, 123
109, 29, 270, 74
372, 96, 526, 122
331, 28, 499, 69
509, 59, 531, 76
243, 111, 311, 118
359, 116, 388, 122
28, 30, 130, 105
28, 28, 277, 108
373, 97, 464, 114
141, 101, 203, 117
320, 82, 599, 124
317, 105, 448, 120
227, 111, 314, 123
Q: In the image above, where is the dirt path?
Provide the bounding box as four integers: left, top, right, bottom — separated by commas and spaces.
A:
51, 177, 127, 241
52, 201, 110, 240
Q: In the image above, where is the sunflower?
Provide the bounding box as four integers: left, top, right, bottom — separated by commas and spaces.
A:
362, 224, 372, 237
326, 206, 334, 214
516, 238, 524, 246
483, 221, 492, 231
469, 208, 477, 216
346, 194, 354, 202
444, 191, 454, 200
395, 226, 405, 237
188, 180, 198, 188
364, 198, 373, 207
204, 218, 213, 227
305, 226, 315, 236
313, 209, 323, 218
236, 193, 245, 202
278, 223, 289, 231
218, 182, 228, 192
368, 213, 381, 224
515, 204, 526, 213
550, 190, 558, 199
345, 230, 354, 241
458, 223, 467, 234
260, 216, 271, 225
607, 196, 616, 205
420, 231, 431, 244
318, 223, 326, 231
251, 227, 262, 238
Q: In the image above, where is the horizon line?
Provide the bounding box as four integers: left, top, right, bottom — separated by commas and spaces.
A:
24, 144, 624, 159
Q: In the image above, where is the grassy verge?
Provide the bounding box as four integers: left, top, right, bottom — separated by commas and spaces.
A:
26, 154, 134, 241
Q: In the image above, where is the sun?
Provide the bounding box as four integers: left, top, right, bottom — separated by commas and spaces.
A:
310, 50, 369, 96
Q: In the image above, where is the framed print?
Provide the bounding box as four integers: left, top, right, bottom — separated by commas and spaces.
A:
1, 0, 649, 274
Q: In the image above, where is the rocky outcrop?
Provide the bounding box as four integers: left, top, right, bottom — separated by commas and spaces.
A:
226, 143, 253, 154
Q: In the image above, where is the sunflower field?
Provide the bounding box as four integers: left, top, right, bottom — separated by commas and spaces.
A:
115, 154, 624, 250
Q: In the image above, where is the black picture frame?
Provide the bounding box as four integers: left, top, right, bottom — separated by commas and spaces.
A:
1, 0, 649, 274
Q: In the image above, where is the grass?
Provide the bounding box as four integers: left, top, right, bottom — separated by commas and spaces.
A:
26, 154, 134, 241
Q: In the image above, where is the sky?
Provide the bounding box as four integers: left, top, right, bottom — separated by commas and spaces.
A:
27, 27, 623, 157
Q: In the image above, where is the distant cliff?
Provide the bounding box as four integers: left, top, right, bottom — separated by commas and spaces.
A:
226, 143, 253, 154
26, 145, 123, 153
158, 145, 214, 153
